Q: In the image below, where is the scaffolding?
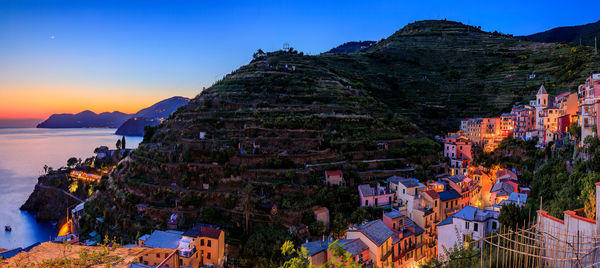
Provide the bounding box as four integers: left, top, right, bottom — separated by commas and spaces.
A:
480, 221, 600, 268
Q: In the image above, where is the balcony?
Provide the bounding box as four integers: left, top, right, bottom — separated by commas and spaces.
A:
380, 248, 393, 261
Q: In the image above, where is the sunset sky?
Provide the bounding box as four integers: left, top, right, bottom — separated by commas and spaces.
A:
1, 0, 598, 119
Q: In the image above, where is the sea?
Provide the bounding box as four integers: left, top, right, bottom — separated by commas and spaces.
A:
0, 128, 142, 249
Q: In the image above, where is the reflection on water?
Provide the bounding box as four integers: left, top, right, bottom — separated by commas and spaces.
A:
0, 128, 142, 249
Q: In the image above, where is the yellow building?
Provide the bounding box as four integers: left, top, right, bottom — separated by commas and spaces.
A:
136, 223, 226, 268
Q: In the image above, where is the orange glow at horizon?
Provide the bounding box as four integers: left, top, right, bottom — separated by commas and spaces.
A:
0, 86, 188, 119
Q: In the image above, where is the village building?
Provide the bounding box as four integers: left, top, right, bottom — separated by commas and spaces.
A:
312, 206, 330, 229
441, 175, 474, 208
489, 178, 520, 205
463, 118, 483, 144
499, 192, 527, 207
421, 189, 441, 225
137, 223, 225, 267
438, 189, 462, 221
535, 85, 550, 131
443, 135, 472, 160
437, 206, 499, 261
345, 220, 395, 267
358, 184, 394, 208
578, 74, 600, 142
499, 113, 514, 136
324, 170, 344, 185
388, 176, 425, 218
511, 105, 536, 140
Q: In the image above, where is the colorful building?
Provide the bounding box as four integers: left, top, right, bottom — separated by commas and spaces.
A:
437, 206, 499, 261
358, 184, 395, 208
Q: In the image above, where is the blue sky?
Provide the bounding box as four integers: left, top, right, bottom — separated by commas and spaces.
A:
0, 0, 598, 118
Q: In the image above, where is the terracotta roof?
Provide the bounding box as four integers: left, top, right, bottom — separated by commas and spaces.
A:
424, 189, 440, 199
183, 223, 223, 239
313, 206, 329, 215
325, 170, 343, 177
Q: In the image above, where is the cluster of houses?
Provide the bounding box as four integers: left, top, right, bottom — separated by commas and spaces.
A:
304, 160, 529, 267
459, 74, 600, 150
298, 78, 600, 266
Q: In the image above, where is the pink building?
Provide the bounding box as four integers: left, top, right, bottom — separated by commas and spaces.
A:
358, 184, 394, 207
578, 74, 600, 142
443, 135, 472, 160
510, 105, 535, 139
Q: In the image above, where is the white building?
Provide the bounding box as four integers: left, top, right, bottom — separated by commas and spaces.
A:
437, 206, 499, 261
388, 176, 425, 219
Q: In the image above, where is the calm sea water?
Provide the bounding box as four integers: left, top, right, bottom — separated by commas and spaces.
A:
0, 128, 142, 249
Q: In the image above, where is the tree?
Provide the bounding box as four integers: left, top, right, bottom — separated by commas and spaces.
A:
67, 157, 78, 168
498, 203, 526, 230
242, 184, 257, 234
327, 241, 360, 268
422, 237, 480, 268
116, 139, 122, 150
309, 220, 325, 236
331, 213, 348, 238
121, 136, 126, 149
280, 241, 310, 268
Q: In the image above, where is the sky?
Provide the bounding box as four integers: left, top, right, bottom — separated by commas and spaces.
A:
1, 0, 599, 119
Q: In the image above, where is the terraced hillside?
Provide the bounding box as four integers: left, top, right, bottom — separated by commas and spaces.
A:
80, 20, 600, 263
322, 20, 600, 131
81, 48, 439, 262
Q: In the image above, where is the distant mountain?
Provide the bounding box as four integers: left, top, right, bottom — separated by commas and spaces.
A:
325, 41, 376, 54
518, 20, 600, 47
37, 96, 189, 134
37, 111, 131, 128
115, 96, 189, 136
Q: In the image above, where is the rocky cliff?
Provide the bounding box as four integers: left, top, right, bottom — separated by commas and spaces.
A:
20, 173, 83, 221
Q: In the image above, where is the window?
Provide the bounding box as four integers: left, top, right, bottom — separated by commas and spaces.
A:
492, 221, 498, 230
201, 239, 205, 246
365, 200, 369, 206
465, 222, 470, 229
435, 200, 438, 207
208, 240, 211, 247
207, 252, 211, 259
403, 189, 405, 194
393, 222, 396, 230
156, 253, 160, 258
474, 223, 479, 232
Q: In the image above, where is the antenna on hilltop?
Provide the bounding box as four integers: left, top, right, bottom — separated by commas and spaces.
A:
283, 42, 290, 50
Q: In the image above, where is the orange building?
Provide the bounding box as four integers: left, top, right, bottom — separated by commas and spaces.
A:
136, 223, 225, 268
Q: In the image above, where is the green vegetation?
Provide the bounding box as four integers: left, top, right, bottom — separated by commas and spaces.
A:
475, 136, 600, 220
